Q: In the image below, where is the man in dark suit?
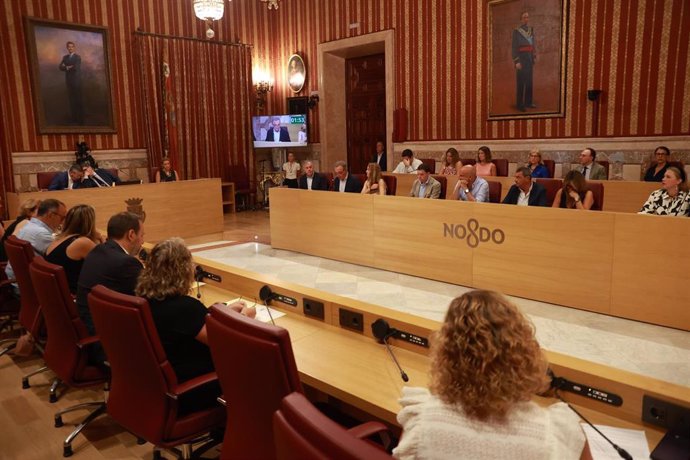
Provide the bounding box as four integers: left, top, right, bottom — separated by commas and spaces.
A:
264, 117, 291, 142
372, 140, 387, 171
75, 163, 121, 188
77, 212, 145, 340
298, 161, 329, 191
48, 164, 84, 190
59, 41, 83, 124
502, 167, 548, 206
332, 160, 362, 193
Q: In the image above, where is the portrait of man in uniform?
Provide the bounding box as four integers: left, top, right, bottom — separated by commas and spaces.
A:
488, 0, 567, 120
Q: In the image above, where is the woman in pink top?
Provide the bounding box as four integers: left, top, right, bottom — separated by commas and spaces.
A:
476, 146, 496, 176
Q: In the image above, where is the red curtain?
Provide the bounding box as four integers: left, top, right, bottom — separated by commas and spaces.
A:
135, 33, 253, 182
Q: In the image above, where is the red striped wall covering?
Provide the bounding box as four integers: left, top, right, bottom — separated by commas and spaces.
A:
1, 1, 689, 190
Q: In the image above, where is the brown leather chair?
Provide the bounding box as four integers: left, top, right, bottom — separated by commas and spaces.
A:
460, 158, 476, 166
535, 178, 564, 207
597, 160, 610, 179
273, 392, 392, 460
29, 257, 109, 457
88, 286, 224, 460
543, 159, 555, 178
420, 158, 436, 173
492, 159, 509, 177
150, 167, 159, 183
3, 236, 49, 389
354, 173, 367, 189
587, 182, 605, 211
320, 172, 334, 191
431, 175, 447, 199
488, 180, 502, 203
228, 164, 256, 211
381, 175, 396, 195
37, 171, 61, 190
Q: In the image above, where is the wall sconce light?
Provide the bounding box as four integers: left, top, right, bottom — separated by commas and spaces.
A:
255, 80, 274, 111
260, 0, 282, 9
307, 92, 319, 110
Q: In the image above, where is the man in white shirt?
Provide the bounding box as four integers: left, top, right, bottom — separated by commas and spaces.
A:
502, 167, 548, 206
264, 117, 291, 142
453, 165, 489, 202
298, 161, 329, 191
393, 149, 423, 174
576, 147, 607, 180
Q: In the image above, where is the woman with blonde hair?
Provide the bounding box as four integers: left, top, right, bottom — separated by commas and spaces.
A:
155, 157, 179, 182
0, 199, 40, 261
639, 167, 689, 216
394, 290, 586, 460
526, 148, 549, 178
361, 162, 387, 195
552, 170, 594, 210
136, 237, 255, 415
440, 148, 462, 176
45, 204, 103, 293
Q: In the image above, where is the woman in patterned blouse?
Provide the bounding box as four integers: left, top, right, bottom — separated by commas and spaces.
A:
440, 148, 462, 176
639, 167, 689, 216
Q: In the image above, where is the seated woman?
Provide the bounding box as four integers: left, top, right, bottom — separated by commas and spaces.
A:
393, 290, 586, 460
476, 146, 496, 177
552, 171, 594, 210
135, 238, 255, 416
45, 204, 103, 294
639, 167, 689, 216
361, 162, 387, 195
155, 157, 180, 182
439, 148, 462, 176
527, 148, 549, 178
0, 199, 40, 262
643, 146, 671, 182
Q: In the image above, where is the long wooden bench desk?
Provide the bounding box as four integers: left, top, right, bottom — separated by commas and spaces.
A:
387, 173, 661, 213
6, 179, 224, 242
191, 254, 685, 451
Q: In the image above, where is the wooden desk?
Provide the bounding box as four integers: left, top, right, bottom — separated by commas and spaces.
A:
386, 173, 661, 213
192, 259, 678, 449
270, 188, 690, 331
6, 179, 223, 242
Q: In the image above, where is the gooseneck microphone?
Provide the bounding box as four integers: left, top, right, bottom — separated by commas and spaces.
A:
550, 371, 632, 460
371, 319, 409, 383
194, 265, 204, 299
258, 285, 276, 325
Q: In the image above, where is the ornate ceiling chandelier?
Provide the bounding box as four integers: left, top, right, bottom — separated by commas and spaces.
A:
193, 0, 225, 38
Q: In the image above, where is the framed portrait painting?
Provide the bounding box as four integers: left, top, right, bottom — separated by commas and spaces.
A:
488, 0, 568, 120
287, 54, 306, 94
24, 17, 116, 133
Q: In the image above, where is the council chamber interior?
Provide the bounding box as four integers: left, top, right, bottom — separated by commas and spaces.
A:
0, 0, 689, 459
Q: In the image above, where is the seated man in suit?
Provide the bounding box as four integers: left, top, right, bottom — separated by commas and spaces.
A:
502, 167, 548, 206
298, 161, 329, 191
393, 149, 423, 174
48, 164, 84, 190
76, 162, 121, 188
453, 165, 489, 202
76, 212, 145, 341
409, 164, 441, 199
332, 160, 362, 193
264, 117, 291, 142
576, 147, 607, 180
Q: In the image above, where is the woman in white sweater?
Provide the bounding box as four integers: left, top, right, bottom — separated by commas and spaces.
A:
393, 290, 588, 460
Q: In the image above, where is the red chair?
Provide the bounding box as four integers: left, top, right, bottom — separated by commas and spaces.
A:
431, 175, 447, 199
460, 158, 476, 166
353, 173, 367, 188
228, 164, 257, 211
321, 172, 334, 191
37, 171, 60, 190
29, 257, 108, 457
420, 158, 436, 173
488, 181, 502, 203
587, 182, 605, 211
88, 286, 224, 460
3, 236, 50, 389
492, 159, 509, 177
543, 159, 555, 178
273, 392, 392, 460
150, 167, 159, 183
597, 160, 610, 179
382, 175, 397, 195
535, 178, 563, 207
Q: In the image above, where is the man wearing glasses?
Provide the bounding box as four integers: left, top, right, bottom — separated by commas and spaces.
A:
5, 199, 66, 283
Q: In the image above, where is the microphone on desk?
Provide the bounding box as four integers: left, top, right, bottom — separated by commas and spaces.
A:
92, 171, 112, 187
549, 370, 632, 460
258, 285, 276, 325
371, 319, 409, 383
194, 265, 204, 299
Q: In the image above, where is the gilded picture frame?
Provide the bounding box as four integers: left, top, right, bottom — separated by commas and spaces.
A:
487, 0, 568, 120
24, 17, 116, 133
287, 54, 306, 94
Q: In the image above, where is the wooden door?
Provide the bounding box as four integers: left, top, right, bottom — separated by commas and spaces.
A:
346, 54, 386, 175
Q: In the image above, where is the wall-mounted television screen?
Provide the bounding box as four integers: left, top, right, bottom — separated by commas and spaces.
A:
252, 114, 307, 148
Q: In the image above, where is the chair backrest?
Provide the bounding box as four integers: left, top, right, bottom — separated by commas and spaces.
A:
206, 305, 303, 460
492, 159, 509, 177
353, 173, 367, 187
29, 257, 98, 385
535, 178, 563, 207
37, 171, 59, 190
587, 182, 605, 211
273, 392, 392, 460
321, 172, 334, 191
88, 285, 177, 442
381, 175, 396, 195
150, 167, 159, 183
598, 160, 610, 179
431, 175, 447, 199
542, 159, 555, 178
228, 164, 250, 190
460, 158, 476, 166
4, 236, 42, 337
420, 158, 436, 173
488, 181, 502, 203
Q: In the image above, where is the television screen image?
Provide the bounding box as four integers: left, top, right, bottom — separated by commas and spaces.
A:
252, 114, 307, 148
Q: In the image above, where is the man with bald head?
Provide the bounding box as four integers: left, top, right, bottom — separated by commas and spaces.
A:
453, 165, 489, 202
298, 161, 329, 191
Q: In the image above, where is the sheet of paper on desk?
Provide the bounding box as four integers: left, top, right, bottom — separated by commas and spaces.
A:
581, 424, 650, 460
223, 298, 285, 323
